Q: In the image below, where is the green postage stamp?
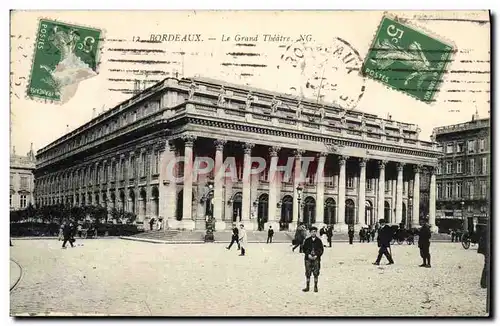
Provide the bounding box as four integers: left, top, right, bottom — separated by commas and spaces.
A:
362, 16, 453, 103
27, 19, 102, 103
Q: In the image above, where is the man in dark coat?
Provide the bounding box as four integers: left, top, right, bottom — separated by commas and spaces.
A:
302, 226, 324, 292
359, 228, 365, 243
373, 219, 394, 265
226, 224, 240, 250
62, 222, 75, 249
418, 222, 432, 267
267, 225, 274, 243
348, 226, 354, 244
326, 225, 333, 247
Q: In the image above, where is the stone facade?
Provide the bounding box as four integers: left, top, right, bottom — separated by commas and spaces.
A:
10, 144, 36, 210
34, 77, 440, 231
433, 115, 490, 231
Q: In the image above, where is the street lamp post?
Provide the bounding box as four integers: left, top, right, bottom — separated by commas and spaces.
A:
296, 186, 303, 227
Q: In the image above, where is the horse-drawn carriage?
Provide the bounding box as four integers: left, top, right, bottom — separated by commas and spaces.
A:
461, 230, 479, 249
388, 225, 416, 245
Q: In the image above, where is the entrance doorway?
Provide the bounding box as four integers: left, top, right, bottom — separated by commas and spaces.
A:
257, 194, 269, 231
232, 192, 242, 222
345, 199, 355, 225
280, 195, 293, 231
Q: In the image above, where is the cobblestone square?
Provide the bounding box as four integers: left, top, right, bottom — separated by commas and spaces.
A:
10, 239, 487, 317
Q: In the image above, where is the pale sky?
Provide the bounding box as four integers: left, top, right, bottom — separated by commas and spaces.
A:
10, 10, 490, 156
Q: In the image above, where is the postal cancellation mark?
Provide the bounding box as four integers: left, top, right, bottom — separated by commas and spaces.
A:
361, 16, 453, 103
27, 19, 102, 102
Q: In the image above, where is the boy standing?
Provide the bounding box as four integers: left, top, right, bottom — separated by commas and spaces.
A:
302, 226, 324, 292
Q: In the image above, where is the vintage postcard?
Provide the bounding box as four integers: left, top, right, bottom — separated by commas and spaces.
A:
10, 10, 491, 317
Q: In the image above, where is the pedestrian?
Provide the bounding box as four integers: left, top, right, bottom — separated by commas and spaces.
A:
292, 224, 306, 252
267, 225, 274, 243
62, 222, 75, 249
326, 225, 333, 248
302, 226, 324, 293
226, 224, 240, 250
348, 225, 354, 244
58, 222, 64, 241
418, 221, 432, 268
10, 239, 13, 247
238, 224, 248, 256
319, 226, 328, 247
149, 218, 155, 231
77, 223, 83, 238
371, 228, 376, 242
477, 224, 489, 289
373, 219, 394, 265
359, 228, 365, 243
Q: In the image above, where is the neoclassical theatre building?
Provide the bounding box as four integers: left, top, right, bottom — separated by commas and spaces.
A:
34, 77, 441, 232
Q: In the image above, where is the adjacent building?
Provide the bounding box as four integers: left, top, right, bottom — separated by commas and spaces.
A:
433, 113, 490, 231
34, 77, 441, 231
10, 144, 36, 210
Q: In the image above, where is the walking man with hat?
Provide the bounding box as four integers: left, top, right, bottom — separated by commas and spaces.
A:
373, 219, 394, 265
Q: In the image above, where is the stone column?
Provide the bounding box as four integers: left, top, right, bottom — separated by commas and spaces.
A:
293, 149, 304, 227
336, 155, 348, 231
182, 135, 196, 230
266, 146, 281, 230
357, 157, 368, 227
241, 142, 254, 228
315, 152, 327, 226
158, 141, 174, 229
377, 160, 386, 221
429, 166, 437, 232
395, 163, 404, 225
411, 164, 421, 228
213, 139, 226, 231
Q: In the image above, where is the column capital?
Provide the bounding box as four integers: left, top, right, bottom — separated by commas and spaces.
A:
269, 146, 281, 157
317, 151, 328, 158
378, 160, 388, 169
414, 164, 423, 173
243, 142, 254, 154
293, 149, 305, 157
427, 165, 437, 174
155, 140, 167, 151
397, 162, 405, 171
339, 155, 349, 165
214, 139, 227, 151
182, 135, 196, 147
359, 157, 369, 167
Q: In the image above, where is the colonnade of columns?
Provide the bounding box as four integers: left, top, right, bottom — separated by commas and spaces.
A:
172, 136, 437, 231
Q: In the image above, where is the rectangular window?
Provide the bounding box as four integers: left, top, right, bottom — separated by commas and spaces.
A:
456, 182, 463, 199
446, 161, 453, 174
385, 181, 390, 192
479, 138, 485, 151
437, 183, 442, 199
456, 142, 464, 153
112, 162, 116, 181
366, 179, 373, 191
456, 161, 463, 174
146, 153, 151, 177
468, 140, 475, 153
437, 145, 443, 153
436, 162, 442, 175
153, 151, 159, 175
480, 181, 487, 197
481, 157, 487, 174
469, 158, 475, 174
347, 176, 354, 189
141, 152, 146, 177
103, 163, 108, 182
20, 195, 27, 208
468, 181, 474, 199
445, 182, 453, 198
120, 160, 125, 180
446, 143, 454, 154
